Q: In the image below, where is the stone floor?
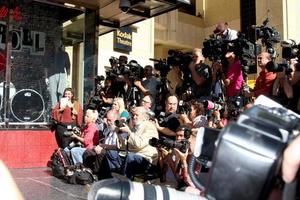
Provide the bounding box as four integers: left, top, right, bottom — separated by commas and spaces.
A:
10, 168, 89, 200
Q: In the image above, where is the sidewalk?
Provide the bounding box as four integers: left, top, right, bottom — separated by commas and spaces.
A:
10, 168, 89, 200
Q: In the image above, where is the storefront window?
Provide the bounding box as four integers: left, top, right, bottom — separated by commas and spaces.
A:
0, 1, 84, 128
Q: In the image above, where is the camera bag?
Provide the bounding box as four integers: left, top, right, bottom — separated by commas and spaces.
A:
65, 164, 97, 185
50, 148, 73, 179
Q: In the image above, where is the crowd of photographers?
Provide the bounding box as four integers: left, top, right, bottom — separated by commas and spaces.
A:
53, 21, 300, 197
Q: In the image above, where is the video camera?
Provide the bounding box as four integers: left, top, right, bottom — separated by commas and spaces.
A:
252, 18, 281, 56
281, 39, 300, 60
152, 49, 193, 79
265, 40, 300, 76
202, 37, 227, 62
109, 56, 119, 66
125, 60, 144, 81
150, 58, 169, 78
149, 137, 189, 153
202, 33, 255, 78
189, 96, 300, 200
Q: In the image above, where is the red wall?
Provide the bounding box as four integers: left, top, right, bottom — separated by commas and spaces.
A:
0, 130, 57, 168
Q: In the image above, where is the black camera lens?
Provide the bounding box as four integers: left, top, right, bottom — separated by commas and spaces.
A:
114, 120, 124, 128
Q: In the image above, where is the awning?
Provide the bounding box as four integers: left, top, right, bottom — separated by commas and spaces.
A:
49, 0, 190, 35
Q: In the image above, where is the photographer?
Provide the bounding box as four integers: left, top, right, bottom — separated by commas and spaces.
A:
140, 95, 153, 111
99, 76, 115, 105
83, 110, 125, 179
155, 95, 181, 139
188, 48, 212, 101
245, 52, 276, 98
286, 60, 300, 114
271, 63, 294, 107
65, 109, 99, 164
104, 106, 159, 180
213, 22, 238, 40
179, 100, 207, 153
162, 125, 201, 195
222, 48, 244, 98
134, 65, 159, 110
179, 100, 207, 129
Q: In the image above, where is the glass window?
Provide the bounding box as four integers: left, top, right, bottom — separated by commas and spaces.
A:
0, 1, 84, 128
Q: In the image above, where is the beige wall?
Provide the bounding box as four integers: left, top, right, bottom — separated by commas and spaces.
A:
154, 0, 241, 58
282, 0, 300, 43
154, 10, 204, 51
97, 18, 155, 76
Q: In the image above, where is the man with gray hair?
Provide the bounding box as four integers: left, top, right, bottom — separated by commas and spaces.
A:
102, 106, 159, 180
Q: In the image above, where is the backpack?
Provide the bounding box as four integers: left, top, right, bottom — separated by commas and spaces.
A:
50, 148, 73, 179
65, 164, 97, 185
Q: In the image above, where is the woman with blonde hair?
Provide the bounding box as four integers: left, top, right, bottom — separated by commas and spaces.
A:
112, 97, 130, 122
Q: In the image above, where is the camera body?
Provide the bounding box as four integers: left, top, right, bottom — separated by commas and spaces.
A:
202, 38, 226, 62
63, 126, 81, 137
149, 137, 189, 153
265, 60, 299, 76
178, 100, 190, 115
190, 96, 300, 200
114, 119, 125, 128
281, 40, 300, 60
254, 18, 281, 55
202, 34, 255, 78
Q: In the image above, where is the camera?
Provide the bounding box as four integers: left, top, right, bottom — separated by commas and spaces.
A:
253, 18, 281, 56
152, 59, 170, 78
202, 34, 255, 78
178, 100, 190, 115
189, 96, 300, 200
149, 137, 189, 153
202, 37, 227, 62
281, 40, 300, 60
202, 100, 223, 111
63, 126, 81, 137
154, 111, 165, 125
114, 119, 125, 128
265, 61, 293, 75
109, 56, 119, 66
126, 60, 144, 81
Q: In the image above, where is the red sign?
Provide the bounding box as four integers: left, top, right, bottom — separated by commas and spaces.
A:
13, 6, 22, 21
0, 5, 22, 21
0, 6, 8, 19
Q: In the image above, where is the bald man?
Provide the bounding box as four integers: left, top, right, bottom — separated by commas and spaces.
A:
214, 22, 238, 40
248, 52, 276, 98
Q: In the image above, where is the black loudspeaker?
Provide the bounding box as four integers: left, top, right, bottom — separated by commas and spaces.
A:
10, 89, 45, 122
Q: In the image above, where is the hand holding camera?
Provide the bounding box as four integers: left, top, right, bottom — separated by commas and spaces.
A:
63, 126, 81, 137
114, 119, 131, 135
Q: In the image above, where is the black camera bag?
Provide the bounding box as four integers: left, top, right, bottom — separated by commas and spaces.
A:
65, 164, 97, 185
50, 148, 73, 179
